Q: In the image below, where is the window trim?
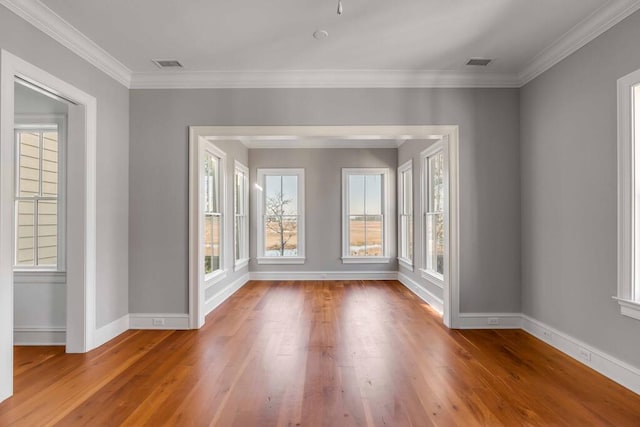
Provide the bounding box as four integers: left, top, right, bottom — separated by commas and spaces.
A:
202, 142, 226, 286
397, 160, 413, 271
420, 141, 446, 287
341, 167, 391, 264
13, 114, 66, 274
256, 168, 306, 264
616, 68, 640, 320
234, 161, 250, 271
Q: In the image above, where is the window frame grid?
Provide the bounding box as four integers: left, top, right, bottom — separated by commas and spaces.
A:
420, 141, 446, 285
13, 114, 66, 273
397, 160, 413, 270
234, 161, 249, 270
256, 168, 305, 265
341, 168, 391, 264
202, 143, 226, 284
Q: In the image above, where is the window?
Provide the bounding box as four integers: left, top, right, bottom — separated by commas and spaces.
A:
256, 169, 305, 264
203, 145, 225, 280
617, 68, 640, 320
234, 162, 249, 270
14, 116, 65, 271
421, 143, 445, 282
398, 160, 413, 270
342, 168, 390, 263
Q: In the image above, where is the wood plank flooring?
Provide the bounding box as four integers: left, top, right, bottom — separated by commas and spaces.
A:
2, 280, 640, 426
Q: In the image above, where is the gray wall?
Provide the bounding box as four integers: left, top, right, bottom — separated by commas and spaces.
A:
15, 83, 69, 115
521, 11, 640, 367
130, 87, 521, 314
0, 6, 130, 328
249, 148, 398, 272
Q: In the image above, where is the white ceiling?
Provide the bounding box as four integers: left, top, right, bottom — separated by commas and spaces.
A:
5, 0, 640, 87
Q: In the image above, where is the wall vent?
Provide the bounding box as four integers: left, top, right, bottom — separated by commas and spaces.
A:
466, 58, 493, 66
152, 60, 183, 69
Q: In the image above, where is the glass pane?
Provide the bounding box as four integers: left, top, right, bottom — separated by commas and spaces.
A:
37, 200, 57, 266
211, 215, 221, 272
400, 215, 413, 260
204, 214, 214, 274
18, 131, 40, 197
282, 176, 298, 215
265, 215, 298, 257
408, 215, 414, 261
402, 170, 412, 215
42, 131, 58, 197
365, 174, 382, 215
365, 215, 383, 256
348, 175, 365, 215
349, 216, 365, 256
235, 171, 243, 214
429, 153, 445, 213
235, 216, 241, 261
426, 213, 444, 274
204, 156, 212, 212
16, 201, 35, 266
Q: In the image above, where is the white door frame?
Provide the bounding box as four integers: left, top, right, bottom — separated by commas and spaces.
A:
0, 50, 97, 402
188, 125, 460, 329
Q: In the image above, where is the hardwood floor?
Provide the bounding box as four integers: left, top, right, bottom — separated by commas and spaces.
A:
2, 280, 640, 426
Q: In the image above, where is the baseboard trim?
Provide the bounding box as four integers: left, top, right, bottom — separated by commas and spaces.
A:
205, 273, 250, 316
14, 327, 65, 345
93, 314, 130, 349
521, 315, 640, 395
129, 313, 190, 330
397, 272, 444, 314
249, 271, 398, 281
458, 313, 523, 329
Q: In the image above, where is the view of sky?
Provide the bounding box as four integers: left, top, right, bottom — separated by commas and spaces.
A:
349, 174, 382, 215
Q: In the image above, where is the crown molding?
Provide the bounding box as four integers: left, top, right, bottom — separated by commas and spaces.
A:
518, 0, 640, 86
130, 69, 521, 89
0, 0, 132, 87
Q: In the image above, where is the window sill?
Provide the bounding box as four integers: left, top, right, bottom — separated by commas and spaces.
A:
420, 269, 444, 289
13, 271, 66, 284
257, 257, 305, 265
613, 297, 640, 321
205, 270, 227, 289
234, 258, 250, 271
398, 258, 414, 271
342, 257, 391, 264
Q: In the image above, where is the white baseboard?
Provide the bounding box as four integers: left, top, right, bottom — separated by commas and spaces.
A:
205, 273, 250, 316
14, 327, 65, 345
458, 313, 523, 329
129, 313, 190, 330
93, 314, 130, 349
397, 272, 444, 314
521, 315, 640, 395
249, 271, 398, 281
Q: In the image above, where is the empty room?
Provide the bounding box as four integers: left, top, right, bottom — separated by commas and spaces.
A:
1, 0, 640, 425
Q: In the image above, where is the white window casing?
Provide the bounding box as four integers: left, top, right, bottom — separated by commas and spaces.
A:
616, 68, 640, 320
341, 168, 391, 264
202, 143, 226, 286
398, 160, 413, 270
234, 161, 250, 270
256, 168, 305, 264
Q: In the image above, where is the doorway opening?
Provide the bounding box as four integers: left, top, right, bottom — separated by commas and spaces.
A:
0, 50, 98, 402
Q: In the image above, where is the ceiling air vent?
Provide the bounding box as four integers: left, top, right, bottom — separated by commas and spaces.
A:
152, 59, 183, 69
466, 58, 493, 66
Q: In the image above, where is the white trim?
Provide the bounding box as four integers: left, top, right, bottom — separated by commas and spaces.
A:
419, 269, 445, 289
13, 326, 65, 345
1, 50, 98, 402
256, 168, 306, 262
519, 0, 640, 85
249, 271, 398, 281
0, 0, 132, 87
93, 314, 129, 349
341, 167, 391, 262
457, 313, 523, 329
397, 272, 444, 315
613, 297, 640, 321
242, 138, 406, 150
522, 314, 640, 395
233, 161, 249, 268
129, 313, 190, 330
204, 273, 250, 316
204, 269, 227, 289
397, 159, 414, 269
617, 67, 640, 318
131, 69, 521, 89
